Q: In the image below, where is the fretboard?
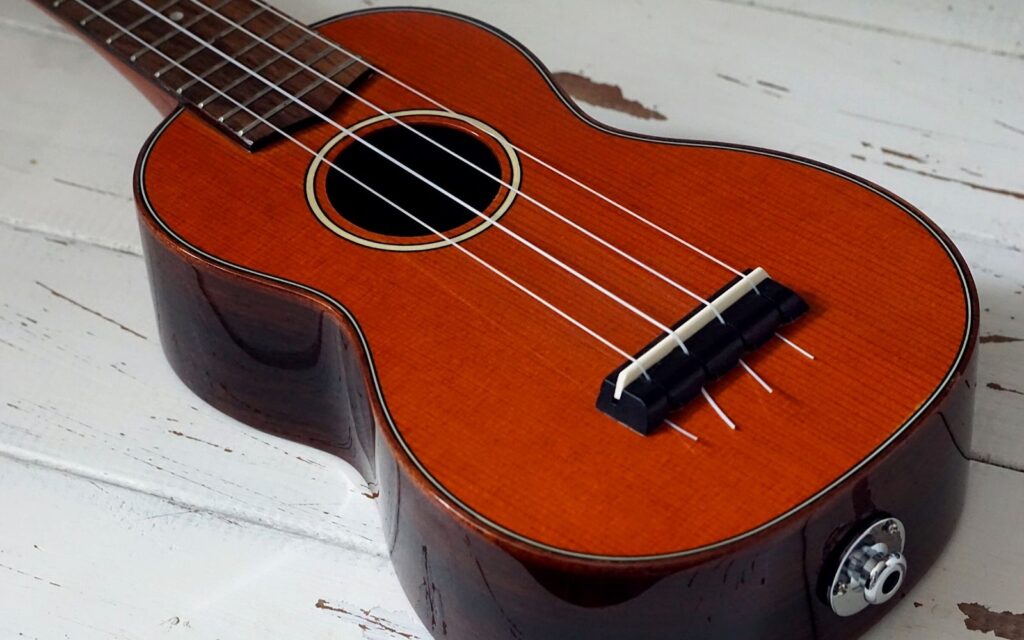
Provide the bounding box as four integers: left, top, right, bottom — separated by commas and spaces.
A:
42, 0, 369, 148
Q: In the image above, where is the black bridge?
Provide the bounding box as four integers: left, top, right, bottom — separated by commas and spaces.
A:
596, 268, 808, 434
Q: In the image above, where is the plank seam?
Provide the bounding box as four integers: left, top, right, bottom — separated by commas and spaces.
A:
0, 442, 390, 559
0, 219, 143, 258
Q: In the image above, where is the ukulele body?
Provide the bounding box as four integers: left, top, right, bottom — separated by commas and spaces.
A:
132, 8, 976, 639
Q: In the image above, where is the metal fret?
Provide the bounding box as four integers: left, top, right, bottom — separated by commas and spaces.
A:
174, 19, 290, 94
236, 57, 357, 136
196, 31, 314, 108
152, 3, 260, 76
80, 0, 123, 26
106, 0, 178, 45
217, 45, 334, 124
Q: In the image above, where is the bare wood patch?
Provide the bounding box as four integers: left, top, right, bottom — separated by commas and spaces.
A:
959, 602, 1024, 640
552, 72, 667, 121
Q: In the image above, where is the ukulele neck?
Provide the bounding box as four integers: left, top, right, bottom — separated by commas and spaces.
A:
40, 0, 369, 148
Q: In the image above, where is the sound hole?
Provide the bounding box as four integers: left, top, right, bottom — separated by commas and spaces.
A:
325, 123, 503, 238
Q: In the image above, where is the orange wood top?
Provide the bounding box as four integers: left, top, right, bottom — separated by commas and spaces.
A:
139, 9, 970, 557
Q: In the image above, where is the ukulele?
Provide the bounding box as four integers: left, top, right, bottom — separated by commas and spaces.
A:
31, 1, 978, 638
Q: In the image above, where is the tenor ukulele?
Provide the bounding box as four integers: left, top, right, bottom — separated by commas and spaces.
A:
31, 1, 978, 638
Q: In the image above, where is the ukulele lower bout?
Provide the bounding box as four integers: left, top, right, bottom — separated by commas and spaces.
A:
128, 7, 976, 640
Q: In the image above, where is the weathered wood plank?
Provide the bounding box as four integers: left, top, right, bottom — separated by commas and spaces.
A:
0, 228, 386, 553
0, 456, 424, 640
0, 5, 156, 254
2, 451, 1022, 639
862, 463, 1024, 639
1, 1, 1022, 638
709, 0, 1024, 59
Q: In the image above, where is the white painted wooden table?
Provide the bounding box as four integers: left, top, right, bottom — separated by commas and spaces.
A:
1, 1, 1022, 638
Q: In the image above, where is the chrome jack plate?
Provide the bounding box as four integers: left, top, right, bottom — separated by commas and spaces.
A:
829, 517, 907, 617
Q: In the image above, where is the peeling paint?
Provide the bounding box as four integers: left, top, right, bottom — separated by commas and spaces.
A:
959, 602, 1024, 640
756, 79, 790, 92
987, 382, 1024, 396
0, 562, 61, 588
716, 73, 747, 86
882, 161, 1024, 201
315, 599, 419, 639
980, 334, 1023, 344
35, 281, 147, 340
994, 120, 1024, 136
168, 429, 232, 452
881, 147, 926, 163
552, 71, 666, 121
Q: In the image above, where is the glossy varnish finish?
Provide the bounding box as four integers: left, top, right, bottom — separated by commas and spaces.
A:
137, 9, 972, 560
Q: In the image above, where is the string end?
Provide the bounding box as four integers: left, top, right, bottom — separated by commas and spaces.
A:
776, 332, 815, 360
739, 359, 773, 394
701, 387, 737, 430
665, 419, 699, 442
